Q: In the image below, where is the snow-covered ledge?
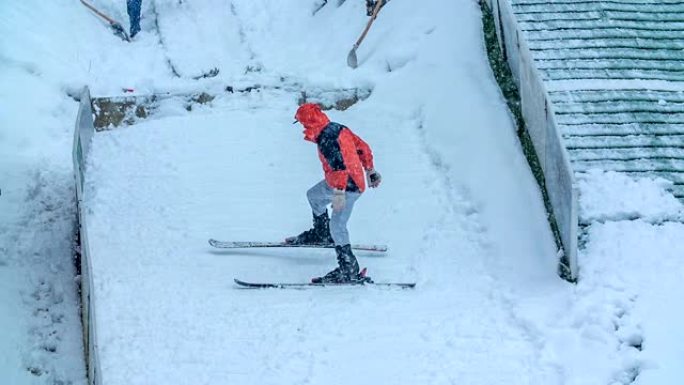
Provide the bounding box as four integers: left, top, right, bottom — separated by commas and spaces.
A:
484, 0, 579, 280
72, 86, 102, 385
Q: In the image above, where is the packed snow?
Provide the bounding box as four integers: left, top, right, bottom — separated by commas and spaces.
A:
0, 7, 86, 384
1, 1, 683, 385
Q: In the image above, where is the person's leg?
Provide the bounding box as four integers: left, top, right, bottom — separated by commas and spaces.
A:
329, 190, 361, 246
127, 0, 142, 38
365, 0, 375, 16
313, 191, 366, 282
306, 180, 333, 216
286, 181, 334, 244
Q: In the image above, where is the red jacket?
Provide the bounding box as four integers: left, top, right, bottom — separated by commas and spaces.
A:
295, 103, 374, 192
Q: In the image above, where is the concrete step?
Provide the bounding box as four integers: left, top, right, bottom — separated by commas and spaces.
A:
623, 170, 684, 184
537, 59, 684, 73
564, 134, 684, 149
541, 68, 684, 82
516, 11, 684, 24
532, 47, 684, 61
571, 157, 684, 172
549, 89, 684, 104
555, 112, 684, 125
554, 101, 684, 115
520, 19, 684, 33
668, 183, 684, 198
514, 2, 684, 14
525, 29, 684, 41
568, 147, 684, 161
560, 124, 684, 137
529, 38, 684, 51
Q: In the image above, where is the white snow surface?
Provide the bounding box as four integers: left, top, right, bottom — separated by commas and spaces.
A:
577, 170, 684, 224
2, 0, 683, 384
1, 1, 87, 384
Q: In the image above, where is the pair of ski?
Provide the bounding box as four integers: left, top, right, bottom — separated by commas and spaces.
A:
209, 239, 415, 289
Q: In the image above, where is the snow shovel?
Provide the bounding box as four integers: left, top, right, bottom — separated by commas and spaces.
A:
80, 0, 130, 42
347, 0, 384, 69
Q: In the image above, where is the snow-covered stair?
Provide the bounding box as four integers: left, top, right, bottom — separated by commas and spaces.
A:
513, 0, 684, 199
551, 89, 684, 198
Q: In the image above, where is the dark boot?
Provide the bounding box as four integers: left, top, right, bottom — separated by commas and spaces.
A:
286, 212, 334, 245
312, 245, 364, 283
366, 0, 375, 16
365, 0, 387, 16
337, 244, 360, 280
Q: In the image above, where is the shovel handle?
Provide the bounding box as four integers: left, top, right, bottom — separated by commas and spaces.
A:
80, 0, 117, 25
354, 0, 383, 47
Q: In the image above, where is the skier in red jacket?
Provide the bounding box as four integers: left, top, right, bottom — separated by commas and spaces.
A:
287, 103, 382, 283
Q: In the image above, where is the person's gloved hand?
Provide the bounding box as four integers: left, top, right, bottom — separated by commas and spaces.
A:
367, 169, 382, 188
332, 189, 346, 212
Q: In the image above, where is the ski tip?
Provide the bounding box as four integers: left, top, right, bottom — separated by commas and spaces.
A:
234, 278, 256, 287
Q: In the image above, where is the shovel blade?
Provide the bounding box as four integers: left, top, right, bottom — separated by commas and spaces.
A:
110, 22, 130, 42
347, 48, 358, 69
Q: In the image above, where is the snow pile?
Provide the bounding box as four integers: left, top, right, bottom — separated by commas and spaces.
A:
1, 1, 89, 384
577, 219, 684, 385
578, 170, 683, 223
571, 170, 684, 384
0, 115, 86, 381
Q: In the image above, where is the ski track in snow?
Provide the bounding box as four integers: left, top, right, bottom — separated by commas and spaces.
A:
149, 0, 183, 78
228, 0, 263, 71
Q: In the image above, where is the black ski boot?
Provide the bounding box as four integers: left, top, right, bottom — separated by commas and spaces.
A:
365, 0, 387, 16
312, 245, 371, 283
286, 211, 334, 245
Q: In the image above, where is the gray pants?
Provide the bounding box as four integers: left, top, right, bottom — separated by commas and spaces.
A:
307, 180, 361, 246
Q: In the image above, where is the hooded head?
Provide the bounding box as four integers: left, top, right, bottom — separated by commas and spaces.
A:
294, 103, 330, 142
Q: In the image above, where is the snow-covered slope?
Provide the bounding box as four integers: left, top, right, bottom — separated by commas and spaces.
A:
2, 1, 683, 385
80, 1, 566, 384
1, 2, 90, 384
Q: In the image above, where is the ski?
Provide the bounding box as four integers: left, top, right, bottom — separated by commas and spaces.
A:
208, 239, 387, 253
80, 0, 130, 42
234, 278, 415, 289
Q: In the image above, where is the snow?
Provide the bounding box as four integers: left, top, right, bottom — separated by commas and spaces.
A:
0, 40, 86, 385
2, 0, 683, 385
578, 170, 684, 223
576, 170, 684, 384
580, 219, 684, 385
